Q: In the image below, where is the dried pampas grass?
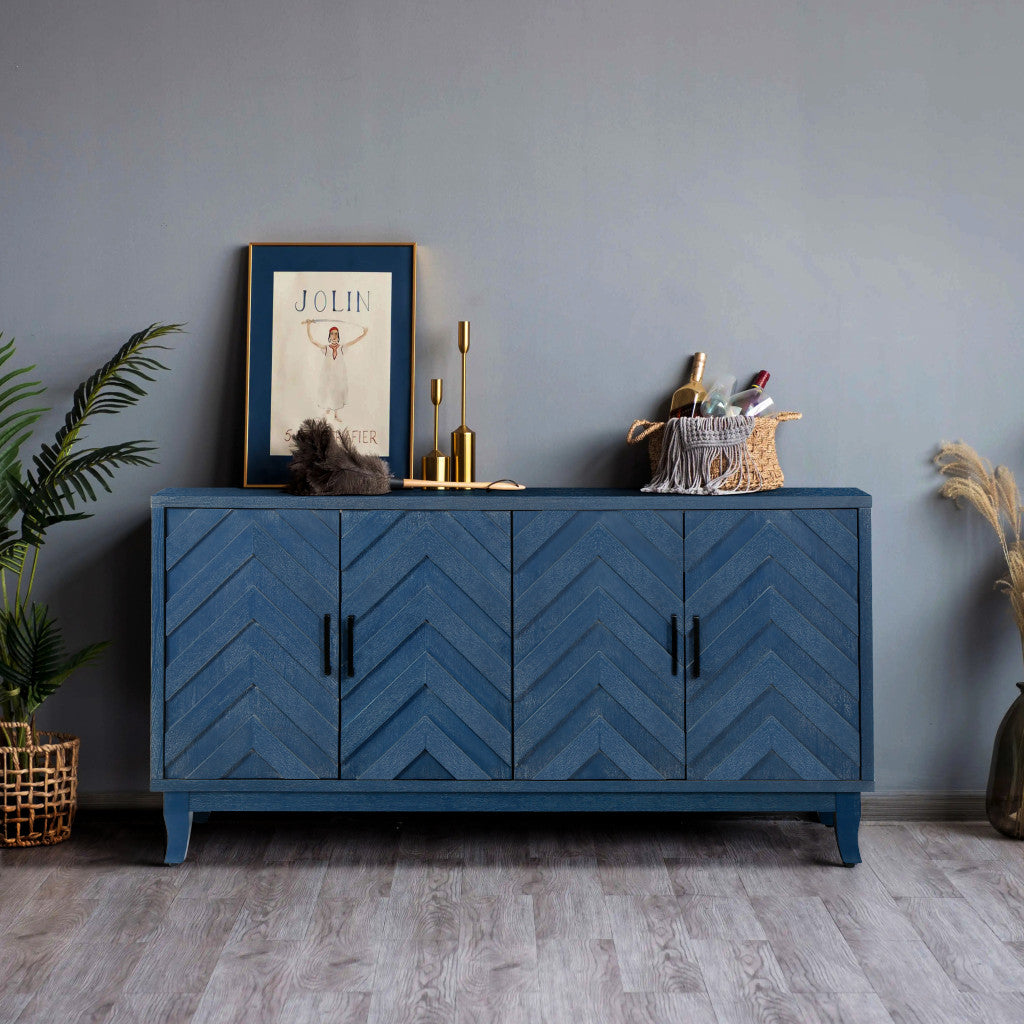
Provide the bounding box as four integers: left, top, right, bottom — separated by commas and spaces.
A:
935, 441, 1024, 665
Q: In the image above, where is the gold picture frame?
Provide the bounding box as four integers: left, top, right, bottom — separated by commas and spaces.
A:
243, 242, 416, 487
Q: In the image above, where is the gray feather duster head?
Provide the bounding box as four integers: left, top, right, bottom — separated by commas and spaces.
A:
284, 419, 390, 495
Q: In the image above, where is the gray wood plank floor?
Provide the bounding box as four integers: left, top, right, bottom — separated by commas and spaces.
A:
2, 813, 1024, 1024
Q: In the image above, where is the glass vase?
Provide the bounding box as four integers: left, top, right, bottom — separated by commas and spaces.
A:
986, 683, 1024, 839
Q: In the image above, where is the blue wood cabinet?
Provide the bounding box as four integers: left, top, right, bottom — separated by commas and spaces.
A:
162, 508, 339, 781
339, 510, 511, 780
684, 510, 862, 782
513, 511, 686, 781
152, 488, 872, 866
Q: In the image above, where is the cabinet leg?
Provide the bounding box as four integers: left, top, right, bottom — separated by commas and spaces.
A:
834, 793, 861, 867
163, 793, 193, 865
816, 811, 836, 827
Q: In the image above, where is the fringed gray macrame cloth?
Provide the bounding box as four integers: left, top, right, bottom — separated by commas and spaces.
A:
642, 415, 760, 495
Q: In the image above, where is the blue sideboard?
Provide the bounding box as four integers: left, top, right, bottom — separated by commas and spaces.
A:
151, 487, 872, 865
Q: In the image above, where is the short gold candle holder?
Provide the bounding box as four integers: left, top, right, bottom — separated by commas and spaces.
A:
450, 321, 476, 482
421, 378, 449, 486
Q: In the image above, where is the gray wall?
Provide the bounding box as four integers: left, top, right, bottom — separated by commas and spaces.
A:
2, 0, 1022, 795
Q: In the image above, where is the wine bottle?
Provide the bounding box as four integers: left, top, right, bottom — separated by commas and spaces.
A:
744, 394, 774, 417
728, 370, 772, 416
669, 352, 708, 417
700, 374, 736, 417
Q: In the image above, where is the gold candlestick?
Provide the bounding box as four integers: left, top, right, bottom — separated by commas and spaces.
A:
421, 378, 449, 486
450, 321, 476, 482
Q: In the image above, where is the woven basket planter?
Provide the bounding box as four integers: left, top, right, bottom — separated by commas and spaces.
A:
1, 723, 79, 847
626, 411, 801, 493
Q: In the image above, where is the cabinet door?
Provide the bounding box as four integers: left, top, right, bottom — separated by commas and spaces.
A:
340, 511, 511, 780
684, 510, 860, 781
514, 511, 686, 780
162, 509, 339, 780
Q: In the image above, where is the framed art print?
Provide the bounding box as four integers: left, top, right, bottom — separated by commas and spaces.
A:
244, 242, 416, 486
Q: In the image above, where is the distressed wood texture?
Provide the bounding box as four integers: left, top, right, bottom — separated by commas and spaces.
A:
513, 510, 686, 780
162, 508, 340, 781
7, 816, 1023, 1024
684, 509, 861, 782
339, 510, 512, 780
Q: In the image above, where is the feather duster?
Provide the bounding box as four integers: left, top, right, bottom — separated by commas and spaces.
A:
285, 418, 390, 495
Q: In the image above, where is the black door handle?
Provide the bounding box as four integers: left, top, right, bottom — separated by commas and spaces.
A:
346, 615, 355, 678
323, 614, 332, 675
693, 616, 701, 678
671, 614, 678, 676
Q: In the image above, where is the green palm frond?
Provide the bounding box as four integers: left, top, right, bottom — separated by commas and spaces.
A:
0, 336, 48, 542
0, 336, 46, 578
0, 603, 109, 721
0, 482, 27, 572
0, 322, 179, 725
0, 535, 28, 576
38, 323, 177, 477
0, 335, 47, 475
15, 442, 158, 545
15, 322, 182, 547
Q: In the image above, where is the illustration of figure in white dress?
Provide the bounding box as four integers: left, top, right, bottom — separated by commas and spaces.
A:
302, 319, 369, 420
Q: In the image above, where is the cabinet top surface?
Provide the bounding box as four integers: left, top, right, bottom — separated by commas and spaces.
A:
152, 486, 871, 510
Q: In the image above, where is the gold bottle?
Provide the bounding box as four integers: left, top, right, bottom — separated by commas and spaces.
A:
421, 378, 449, 486
669, 352, 708, 417
450, 321, 476, 482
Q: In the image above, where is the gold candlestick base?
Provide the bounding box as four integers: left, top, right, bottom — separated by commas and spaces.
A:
421, 451, 449, 485
451, 425, 476, 483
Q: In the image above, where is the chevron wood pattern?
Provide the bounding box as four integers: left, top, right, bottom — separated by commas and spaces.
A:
684, 509, 861, 781
162, 509, 339, 780
339, 511, 512, 780
513, 511, 686, 781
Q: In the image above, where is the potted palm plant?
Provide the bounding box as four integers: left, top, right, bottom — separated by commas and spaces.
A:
0, 323, 180, 846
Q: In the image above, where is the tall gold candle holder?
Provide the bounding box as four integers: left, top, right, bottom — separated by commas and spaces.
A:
450, 321, 476, 482
421, 378, 449, 486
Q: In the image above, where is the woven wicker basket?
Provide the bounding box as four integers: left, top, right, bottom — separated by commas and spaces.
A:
626, 411, 802, 493
1, 723, 79, 847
